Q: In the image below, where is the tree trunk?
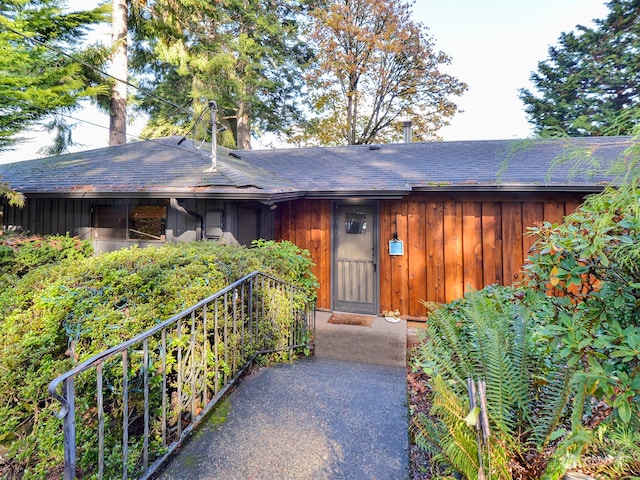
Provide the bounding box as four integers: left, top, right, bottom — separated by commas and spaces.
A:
236, 99, 252, 150
109, 0, 127, 146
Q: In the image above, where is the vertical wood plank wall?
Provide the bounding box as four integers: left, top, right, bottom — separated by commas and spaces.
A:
275, 192, 586, 316
380, 192, 585, 318
275, 200, 332, 309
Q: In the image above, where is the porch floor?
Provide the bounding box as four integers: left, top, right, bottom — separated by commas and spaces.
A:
313, 310, 407, 367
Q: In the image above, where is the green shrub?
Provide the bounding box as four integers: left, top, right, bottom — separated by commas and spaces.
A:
0, 240, 316, 479
0, 234, 93, 277
412, 287, 579, 480
411, 180, 640, 479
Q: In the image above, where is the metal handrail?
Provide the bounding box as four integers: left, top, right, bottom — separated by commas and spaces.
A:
48, 271, 315, 480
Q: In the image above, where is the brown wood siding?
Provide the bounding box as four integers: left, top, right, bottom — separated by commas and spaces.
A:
271, 192, 587, 318
274, 200, 332, 310
379, 192, 584, 318
426, 202, 445, 303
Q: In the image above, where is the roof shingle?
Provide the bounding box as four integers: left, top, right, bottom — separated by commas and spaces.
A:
0, 135, 634, 200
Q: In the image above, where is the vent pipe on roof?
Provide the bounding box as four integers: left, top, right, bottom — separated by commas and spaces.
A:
402, 120, 412, 143
209, 100, 218, 172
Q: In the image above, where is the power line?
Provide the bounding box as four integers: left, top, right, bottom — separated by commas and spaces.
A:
0, 22, 191, 117
58, 112, 211, 157
0, 20, 216, 154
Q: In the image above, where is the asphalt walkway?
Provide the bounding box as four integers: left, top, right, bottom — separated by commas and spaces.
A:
154, 356, 409, 480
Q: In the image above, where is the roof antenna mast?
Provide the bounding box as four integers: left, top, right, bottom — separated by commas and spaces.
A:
209, 100, 218, 172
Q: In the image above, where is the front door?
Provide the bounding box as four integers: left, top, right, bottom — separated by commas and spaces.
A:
332, 202, 378, 314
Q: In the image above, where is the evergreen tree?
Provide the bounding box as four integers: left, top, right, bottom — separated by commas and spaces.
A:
519, 0, 640, 137
129, 0, 310, 149
0, 0, 110, 152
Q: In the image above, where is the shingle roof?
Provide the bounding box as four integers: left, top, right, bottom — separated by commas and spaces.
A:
0, 136, 296, 198
231, 136, 633, 195
0, 135, 634, 200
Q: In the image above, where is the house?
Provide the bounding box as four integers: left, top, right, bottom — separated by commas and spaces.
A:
0, 135, 633, 319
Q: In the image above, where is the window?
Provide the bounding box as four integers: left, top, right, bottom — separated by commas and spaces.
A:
344, 212, 367, 234
93, 205, 166, 241
129, 206, 166, 240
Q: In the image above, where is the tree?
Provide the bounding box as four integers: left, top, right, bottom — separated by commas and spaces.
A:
1, 179, 24, 207
109, 0, 128, 146
296, 0, 467, 146
519, 0, 640, 137
0, 0, 110, 152
129, 0, 310, 149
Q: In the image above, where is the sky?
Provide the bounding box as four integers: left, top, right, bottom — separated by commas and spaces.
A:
0, 0, 610, 164
411, 0, 609, 141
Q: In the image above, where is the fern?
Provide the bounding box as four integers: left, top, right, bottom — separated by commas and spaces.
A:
462, 294, 528, 436
412, 287, 578, 479
530, 365, 576, 448
416, 306, 473, 389
430, 375, 482, 479
591, 425, 640, 478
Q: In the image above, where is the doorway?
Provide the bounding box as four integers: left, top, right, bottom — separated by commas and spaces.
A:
332, 202, 378, 314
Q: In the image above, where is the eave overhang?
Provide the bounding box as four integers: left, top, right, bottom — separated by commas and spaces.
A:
410, 184, 611, 193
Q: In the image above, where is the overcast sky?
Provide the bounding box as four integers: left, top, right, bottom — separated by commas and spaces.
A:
0, 0, 610, 163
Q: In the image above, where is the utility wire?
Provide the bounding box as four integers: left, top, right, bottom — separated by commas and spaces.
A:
1, 18, 223, 152
0, 22, 191, 117
59, 112, 212, 157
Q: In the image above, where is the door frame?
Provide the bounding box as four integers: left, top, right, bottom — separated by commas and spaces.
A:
331, 200, 379, 314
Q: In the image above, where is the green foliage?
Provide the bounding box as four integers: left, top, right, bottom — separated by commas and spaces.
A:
519, 0, 640, 136
250, 238, 318, 300
0, 239, 316, 478
0, 234, 93, 276
413, 288, 565, 480
411, 160, 640, 478
0, 0, 110, 151
522, 180, 640, 433
129, 0, 310, 149
0, 178, 24, 207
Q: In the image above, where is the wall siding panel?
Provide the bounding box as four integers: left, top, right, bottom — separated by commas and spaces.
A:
274, 199, 332, 310
391, 202, 410, 314
379, 201, 392, 311
258, 192, 590, 319
444, 201, 463, 303
502, 202, 523, 285
544, 202, 566, 225
426, 202, 445, 305
522, 202, 544, 257
481, 202, 502, 286
407, 200, 427, 315
462, 202, 483, 293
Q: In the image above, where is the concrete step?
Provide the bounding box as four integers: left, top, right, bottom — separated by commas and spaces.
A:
313, 311, 407, 367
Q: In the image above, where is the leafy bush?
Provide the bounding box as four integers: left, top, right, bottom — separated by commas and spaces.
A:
411, 180, 640, 479
0, 234, 93, 277
412, 288, 581, 480
0, 239, 316, 479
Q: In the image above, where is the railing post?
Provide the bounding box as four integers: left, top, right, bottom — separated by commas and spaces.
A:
63, 377, 76, 480
48, 271, 315, 480
289, 284, 294, 361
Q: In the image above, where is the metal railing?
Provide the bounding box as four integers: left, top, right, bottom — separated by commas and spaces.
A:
48, 271, 315, 480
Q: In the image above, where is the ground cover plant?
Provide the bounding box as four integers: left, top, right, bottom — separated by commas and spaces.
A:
0, 238, 316, 479
410, 164, 640, 478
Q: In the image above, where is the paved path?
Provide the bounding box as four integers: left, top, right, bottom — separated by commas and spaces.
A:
155, 357, 409, 480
